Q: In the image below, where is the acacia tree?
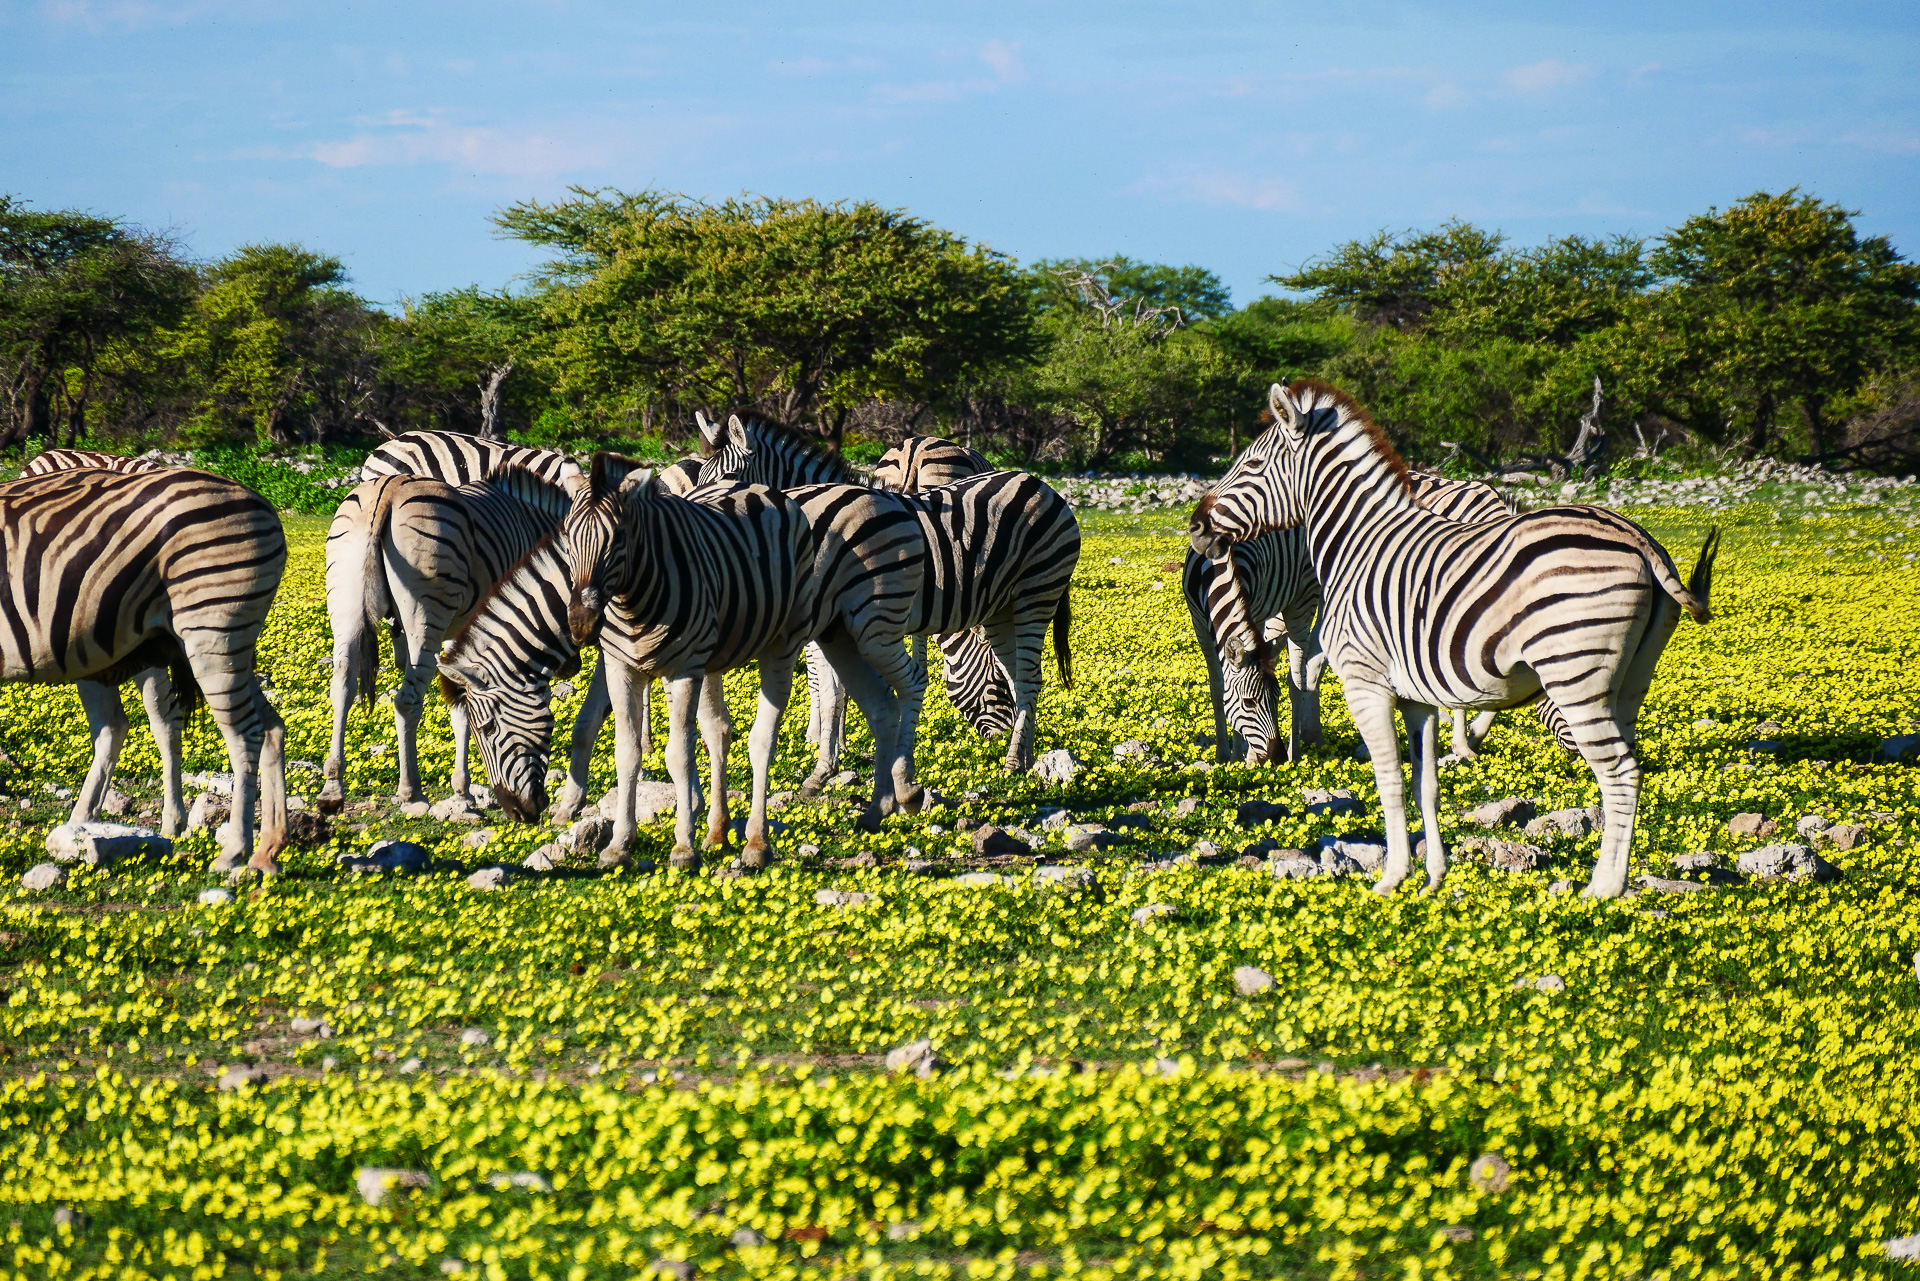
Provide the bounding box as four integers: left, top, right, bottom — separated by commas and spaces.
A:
496, 189, 1039, 433
383, 287, 546, 438
0, 197, 193, 449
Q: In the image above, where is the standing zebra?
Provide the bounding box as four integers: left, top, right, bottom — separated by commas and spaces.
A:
1186, 471, 1528, 764
1190, 381, 1716, 899
701, 414, 1018, 745
561, 459, 815, 869
0, 467, 289, 875
318, 461, 584, 813
360, 430, 581, 487
18, 450, 188, 833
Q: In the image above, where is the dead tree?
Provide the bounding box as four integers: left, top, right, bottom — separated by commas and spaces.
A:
1442, 377, 1609, 481
478, 362, 513, 441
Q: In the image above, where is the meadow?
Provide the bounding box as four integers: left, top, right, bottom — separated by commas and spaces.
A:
0, 477, 1917, 1279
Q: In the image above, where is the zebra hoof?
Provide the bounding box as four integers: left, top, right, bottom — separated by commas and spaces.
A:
209, 850, 246, 874
596, 850, 630, 870
740, 844, 772, 870
314, 785, 345, 815
798, 777, 826, 798
669, 847, 702, 873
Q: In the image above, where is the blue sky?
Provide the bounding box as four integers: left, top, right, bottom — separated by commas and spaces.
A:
4, 1, 1916, 308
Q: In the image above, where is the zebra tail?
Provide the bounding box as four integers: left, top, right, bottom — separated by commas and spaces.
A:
1535, 696, 1578, 754
1631, 523, 1716, 624
1683, 527, 1720, 624
167, 651, 204, 725
355, 476, 404, 708
1052, 591, 1074, 689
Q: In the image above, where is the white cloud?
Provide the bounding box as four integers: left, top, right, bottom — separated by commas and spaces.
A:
1131, 170, 1302, 213
979, 39, 1024, 83
1503, 59, 1591, 94
1423, 81, 1466, 110
293, 110, 633, 179
37, 0, 210, 32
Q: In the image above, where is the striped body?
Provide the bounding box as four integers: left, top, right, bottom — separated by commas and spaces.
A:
1190, 380, 1717, 898
0, 468, 289, 874
562, 460, 814, 866
870, 436, 992, 492
23, 449, 165, 476
317, 445, 578, 814
361, 430, 582, 487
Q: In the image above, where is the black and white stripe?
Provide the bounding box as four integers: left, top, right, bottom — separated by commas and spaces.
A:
870, 436, 992, 492
1190, 381, 1717, 898
0, 467, 289, 875
361, 430, 582, 487
23, 449, 165, 476
562, 458, 813, 869
317, 456, 581, 814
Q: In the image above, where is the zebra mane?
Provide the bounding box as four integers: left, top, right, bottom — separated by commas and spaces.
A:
474, 463, 574, 520
729, 414, 859, 483
442, 527, 565, 664
1286, 379, 1414, 499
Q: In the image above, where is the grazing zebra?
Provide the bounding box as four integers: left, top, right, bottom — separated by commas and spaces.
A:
561, 458, 814, 869
0, 467, 289, 875
1187, 471, 1529, 764
701, 414, 1017, 743
360, 430, 581, 486
1190, 381, 1717, 898
23, 449, 165, 476
317, 463, 582, 813
17, 450, 188, 832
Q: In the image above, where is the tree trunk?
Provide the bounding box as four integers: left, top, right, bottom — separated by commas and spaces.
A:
478, 362, 513, 441
1747, 395, 1776, 456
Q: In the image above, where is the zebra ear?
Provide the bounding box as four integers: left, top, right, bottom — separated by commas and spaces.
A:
726, 415, 750, 452
617, 467, 656, 497
1269, 383, 1307, 448
694, 411, 722, 453
436, 657, 490, 691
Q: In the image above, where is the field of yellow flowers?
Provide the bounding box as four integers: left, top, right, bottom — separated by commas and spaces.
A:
0, 485, 1918, 1280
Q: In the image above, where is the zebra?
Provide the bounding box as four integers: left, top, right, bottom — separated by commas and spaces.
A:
16, 450, 188, 833
0, 467, 289, 875
1187, 472, 1529, 765
317, 462, 585, 814
560, 457, 815, 869
699, 414, 1017, 747
360, 430, 581, 487
24, 449, 165, 476
1190, 381, 1717, 899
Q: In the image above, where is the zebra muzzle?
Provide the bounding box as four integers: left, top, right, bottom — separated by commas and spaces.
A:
567, 587, 605, 647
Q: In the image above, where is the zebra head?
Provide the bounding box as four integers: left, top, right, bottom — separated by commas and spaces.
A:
695, 414, 756, 487
562, 453, 655, 646
436, 656, 553, 822
1190, 382, 1316, 558
1219, 628, 1283, 764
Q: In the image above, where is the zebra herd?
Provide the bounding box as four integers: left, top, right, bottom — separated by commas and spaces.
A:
0, 377, 1714, 897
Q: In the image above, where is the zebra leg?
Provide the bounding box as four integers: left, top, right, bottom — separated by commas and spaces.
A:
849, 633, 926, 812
1288, 610, 1328, 751
597, 659, 648, 866
983, 613, 1045, 774
741, 655, 798, 869
71, 681, 131, 827
1448, 708, 1474, 759
1576, 731, 1643, 899
135, 667, 187, 837
203, 670, 282, 876
660, 673, 703, 871
812, 636, 902, 833
697, 674, 733, 852
1398, 699, 1448, 892
639, 677, 653, 762
1189, 592, 1234, 763
449, 699, 472, 798
1284, 637, 1308, 764
800, 644, 848, 796
251, 683, 288, 876
555, 657, 612, 824
1347, 681, 1416, 896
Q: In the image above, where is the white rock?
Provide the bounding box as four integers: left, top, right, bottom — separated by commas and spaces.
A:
1886, 1233, 1920, 1261
814, 888, 871, 907
1233, 965, 1276, 995
1033, 749, 1082, 786
185, 771, 235, 797
953, 871, 1010, 887
884, 1038, 946, 1078
197, 888, 233, 906
487, 1170, 552, 1192
45, 821, 169, 867
1469, 1152, 1511, 1193
462, 828, 494, 850
216, 1065, 268, 1091
467, 867, 510, 891
1737, 843, 1841, 882
460, 1027, 491, 1047
20, 863, 64, 891
1129, 903, 1179, 924
397, 1056, 422, 1074
289, 1017, 333, 1037
467, 785, 495, 810
355, 1167, 431, 1207
430, 795, 483, 824
1035, 865, 1096, 889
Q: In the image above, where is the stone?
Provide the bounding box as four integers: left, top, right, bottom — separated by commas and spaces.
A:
568, 817, 614, 855
523, 843, 563, 872
632, 780, 680, 823
1469, 1153, 1512, 1193
1065, 824, 1119, 852
884, 1038, 946, 1078
1033, 748, 1082, 785
1035, 865, 1097, 890
398, 1056, 423, 1074
1635, 875, 1709, 894
355, 1167, 431, 1207
839, 850, 879, 869
552, 681, 575, 701
467, 785, 496, 810
829, 770, 858, 787
461, 1027, 491, 1047
1108, 812, 1154, 830
283, 811, 332, 846
1439, 1226, 1475, 1244
1878, 733, 1920, 761
197, 887, 233, 906
462, 828, 494, 850
814, 889, 871, 907
1235, 799, 1290, 825
290, 1017, 334, 1037
1315, 833, 1387, 872
1129, 903, 1179, 924
904, 859, 936, 875
1885, 1234, 1920, 1262
647, 1261, 694, 1281
467, 866, 511, 891
730, 1228, 766, 1248
1547, 879, 1578, 894
440, 1261, 466, 1276
45, 821, 169, 867
1824, 823, 1868, 850
971, 825, 1031, 857
185, 771, 235, 797
430, 795, 484, 824
217, 1065, 269, 1090
1233, 965, 1276, 995
368, 840, 433, 874
1514, 974, 1566, 993
1173, 797, 1200, 818
1270, 854, 1322, 880
487, 1171, 552, 1192
1186, 839, 1224, 863
1300, 788, 1363, 818
1112, 739, 1162, 764
953, 871, 1009, 887
1727, 812, 1777, 839
1485, 840, 1551, 873
1523, 806, 1604, 839
400, 801, 431, 819
98, 788, 131, 817
1465, 797, 1535, 828
1737, 843, 1841, 883
1795, 814, 1832, 839
1037, 808, 1073, 829
886, 1221, 921, 1242
20, 863, 63, 891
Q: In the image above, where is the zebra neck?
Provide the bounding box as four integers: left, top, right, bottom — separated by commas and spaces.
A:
1302, 430, 1420, 584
